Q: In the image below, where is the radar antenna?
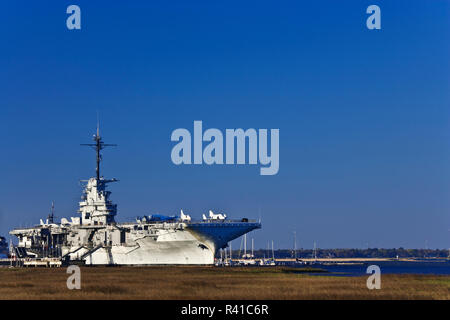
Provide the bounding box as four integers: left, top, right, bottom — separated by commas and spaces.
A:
47, 201, 56, 224
81, 122, 117, 180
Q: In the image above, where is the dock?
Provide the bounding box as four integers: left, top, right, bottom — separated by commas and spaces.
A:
0, 258, 62, 268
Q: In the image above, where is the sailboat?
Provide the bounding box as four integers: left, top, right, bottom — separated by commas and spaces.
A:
238, 234, 256, 265
292, 231, 305, 265
269, 240, 276, 265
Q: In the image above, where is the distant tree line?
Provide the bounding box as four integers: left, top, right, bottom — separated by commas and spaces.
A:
222, 248, 450, 259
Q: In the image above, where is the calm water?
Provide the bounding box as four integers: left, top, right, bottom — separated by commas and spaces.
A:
289, 260, 450, 276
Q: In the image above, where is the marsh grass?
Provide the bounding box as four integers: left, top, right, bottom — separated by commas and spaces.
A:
0, 266, 448, 300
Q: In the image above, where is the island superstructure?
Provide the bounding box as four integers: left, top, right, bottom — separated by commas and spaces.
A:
9, 128, 261, 265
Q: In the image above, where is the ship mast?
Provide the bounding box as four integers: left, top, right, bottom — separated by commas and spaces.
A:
81, 123, 117, 181
48, 201, 55, 224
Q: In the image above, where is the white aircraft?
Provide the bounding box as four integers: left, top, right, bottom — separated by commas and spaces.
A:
180, 210, 191, 222
208, 210, 227, 220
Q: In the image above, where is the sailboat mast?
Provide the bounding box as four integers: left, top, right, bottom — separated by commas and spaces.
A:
313, 241, 317, 260
272, 240, 274, 260
244, 234, 247, 257
251, 238, 254, 257
293, 231, 297, 259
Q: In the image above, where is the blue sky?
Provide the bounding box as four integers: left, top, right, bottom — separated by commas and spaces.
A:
0, 1, 449, 249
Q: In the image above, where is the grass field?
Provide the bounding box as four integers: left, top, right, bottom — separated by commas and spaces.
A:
0, 266, 448, 300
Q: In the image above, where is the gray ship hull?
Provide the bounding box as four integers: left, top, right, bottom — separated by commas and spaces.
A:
62, 221, 260, 265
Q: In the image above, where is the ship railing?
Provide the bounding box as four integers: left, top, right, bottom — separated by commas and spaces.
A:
121, 218, 259, 226
189, 219, 259, 224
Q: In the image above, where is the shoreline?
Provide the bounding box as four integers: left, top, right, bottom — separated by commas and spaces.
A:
277, 257, 450, 263
0, 266, 448, 300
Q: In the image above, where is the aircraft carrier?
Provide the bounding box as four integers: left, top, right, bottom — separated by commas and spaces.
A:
8, 128, 261, 265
